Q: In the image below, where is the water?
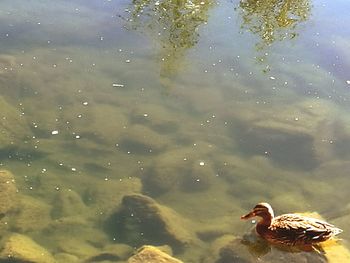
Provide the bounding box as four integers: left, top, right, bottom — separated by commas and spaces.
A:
0, 0, 350, 262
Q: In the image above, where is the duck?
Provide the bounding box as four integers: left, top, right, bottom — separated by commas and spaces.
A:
241, 203, 342, 247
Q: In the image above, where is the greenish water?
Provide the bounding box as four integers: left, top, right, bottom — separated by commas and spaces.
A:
0, 0, 350, 262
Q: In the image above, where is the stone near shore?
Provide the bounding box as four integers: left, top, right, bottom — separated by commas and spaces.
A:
128, 245, 183, 263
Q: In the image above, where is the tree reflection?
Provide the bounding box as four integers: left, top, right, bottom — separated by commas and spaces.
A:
127, 0, 212, 76
238, 0, 311, 57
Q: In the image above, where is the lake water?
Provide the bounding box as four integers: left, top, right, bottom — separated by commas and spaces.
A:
0, 0, 350, 262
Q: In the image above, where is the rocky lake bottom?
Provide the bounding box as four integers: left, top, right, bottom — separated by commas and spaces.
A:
1, 49, 350, 262
1, 0, 350, 262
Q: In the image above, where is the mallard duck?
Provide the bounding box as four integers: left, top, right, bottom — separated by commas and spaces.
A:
241, 203, 342, 246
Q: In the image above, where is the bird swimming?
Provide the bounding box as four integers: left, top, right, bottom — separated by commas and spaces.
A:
241, 203, 342, 247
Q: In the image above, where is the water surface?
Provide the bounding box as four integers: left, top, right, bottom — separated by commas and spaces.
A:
0, 0, 350, 262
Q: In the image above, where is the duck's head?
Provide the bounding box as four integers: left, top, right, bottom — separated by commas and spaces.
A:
241, 203, 274, 221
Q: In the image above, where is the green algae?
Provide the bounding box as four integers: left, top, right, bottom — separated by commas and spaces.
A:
0, 96, 32, 147
0, 233, 56, 263
0, 170, 17, 215
12, 195, 52, 233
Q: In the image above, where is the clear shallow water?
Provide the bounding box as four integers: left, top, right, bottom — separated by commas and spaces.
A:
0, 0, 350, 262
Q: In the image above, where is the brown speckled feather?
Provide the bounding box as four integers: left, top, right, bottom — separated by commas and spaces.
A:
267, 214, 341, 245
242, 203, 343, 246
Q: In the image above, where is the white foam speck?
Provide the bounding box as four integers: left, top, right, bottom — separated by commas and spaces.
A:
112, 83, 124, 88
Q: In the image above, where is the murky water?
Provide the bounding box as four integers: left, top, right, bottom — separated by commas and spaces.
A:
0, 0, 350, 262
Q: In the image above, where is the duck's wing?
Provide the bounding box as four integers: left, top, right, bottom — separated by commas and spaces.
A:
269, 214, 340, 245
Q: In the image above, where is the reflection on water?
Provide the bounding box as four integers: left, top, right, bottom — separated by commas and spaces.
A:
127, 0, 213, 76
239, 0, 311, 46
238, 0, 311, 67
0, 0, 350, 262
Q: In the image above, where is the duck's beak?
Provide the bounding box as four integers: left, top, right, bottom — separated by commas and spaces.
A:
240, 210, 255, 220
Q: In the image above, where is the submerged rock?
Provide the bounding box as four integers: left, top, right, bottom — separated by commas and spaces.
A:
51, 189, 88, 219
142, 147, 216, 195
200, 235, 251, 263
108, 194, 195, 250
127, 245, 183, 263
224, 98, 339, 170
234, 123, 318, 170
119, 124, 170, 154
74, 103, 129, 146
0, 55, 16, 75
84, 243, 133, 262
0, 233, 55, 263
130, 103, 180, 134
203, 233, 328, 263
0, 170, 18, 216
181, 161, 214, 192
0, 96, 32, 148
12, 195, 52, 232
54, 253, 79, 263
44, 215, 108, 257
83, 177, 142, 217
55, 237, 99, 259
142, 150, 190, 194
